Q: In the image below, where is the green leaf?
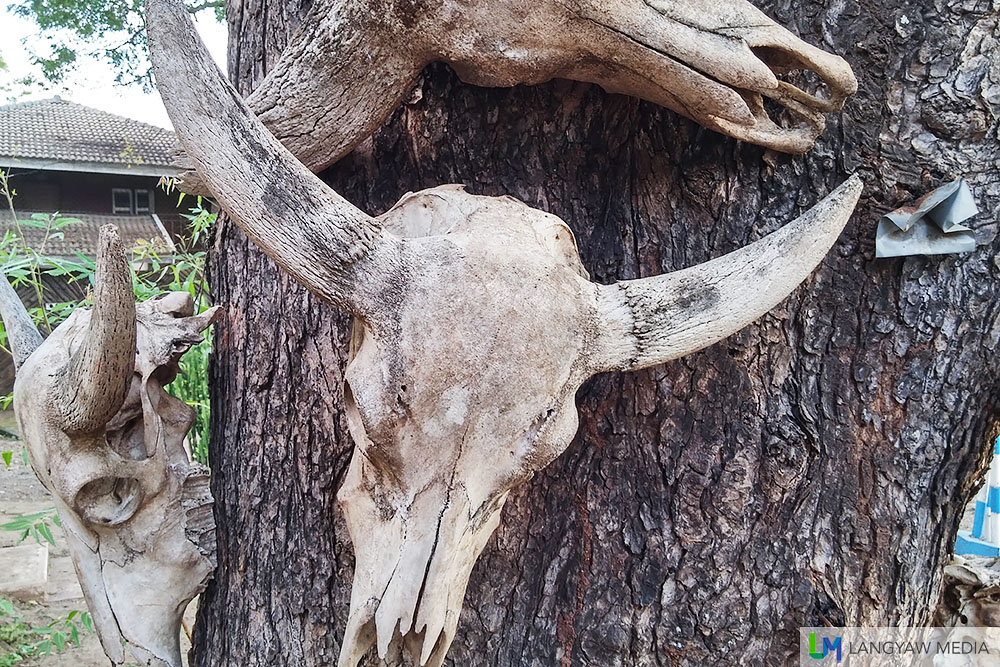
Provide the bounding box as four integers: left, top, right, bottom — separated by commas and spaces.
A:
1, 451, 11, 468
35, 522, 55, 547
80, 612, 93, 634
1, 510, 56, 529
71, 252, 96, 270
50, 216, 82, 228
2, 515, 31, 530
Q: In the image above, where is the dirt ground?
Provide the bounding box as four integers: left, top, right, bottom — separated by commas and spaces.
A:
0, 432, 195, 667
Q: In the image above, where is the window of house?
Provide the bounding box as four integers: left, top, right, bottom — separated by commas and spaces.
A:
112, 188, 155, 214
134, 189, 152, 213
112, 188, 133, 214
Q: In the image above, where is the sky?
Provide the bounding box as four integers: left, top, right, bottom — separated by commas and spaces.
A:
0, 6, 228, 129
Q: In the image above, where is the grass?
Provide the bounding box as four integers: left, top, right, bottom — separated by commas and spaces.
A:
0, 599, 92, 666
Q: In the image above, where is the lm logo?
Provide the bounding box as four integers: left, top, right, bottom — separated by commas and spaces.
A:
808, 633, 843, 662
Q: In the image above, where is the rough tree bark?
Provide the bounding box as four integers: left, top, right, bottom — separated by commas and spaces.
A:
193, 0, 1000, 664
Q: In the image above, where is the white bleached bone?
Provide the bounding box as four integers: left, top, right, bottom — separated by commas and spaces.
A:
146, 0, 863, 664
0, 226, 220, 667
245, 0, 858, 175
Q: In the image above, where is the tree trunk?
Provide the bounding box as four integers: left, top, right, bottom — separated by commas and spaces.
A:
193, 0, 1000, 664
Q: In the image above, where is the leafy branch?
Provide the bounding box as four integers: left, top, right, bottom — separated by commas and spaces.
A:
7, 0, 224, 90
0, 509, 60, 547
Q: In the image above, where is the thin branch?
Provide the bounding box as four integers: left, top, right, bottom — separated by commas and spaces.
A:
185, 1, 224, 14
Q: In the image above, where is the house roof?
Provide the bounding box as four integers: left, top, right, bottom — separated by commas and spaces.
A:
0, 97, 182, 177
0, 211, 174, 258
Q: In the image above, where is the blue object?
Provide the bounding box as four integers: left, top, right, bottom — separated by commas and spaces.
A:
973, 499, 987, 538
956, 531, 1000, 557
955, 435, 1000, 555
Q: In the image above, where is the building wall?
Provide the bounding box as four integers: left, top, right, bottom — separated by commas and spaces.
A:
5, 168, 188, 239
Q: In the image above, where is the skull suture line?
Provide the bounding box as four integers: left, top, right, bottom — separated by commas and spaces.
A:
146, 0, 862, 664
0, 226, 220, 667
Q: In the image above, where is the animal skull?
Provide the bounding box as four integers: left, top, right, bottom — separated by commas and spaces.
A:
337, 181, 863, 666
0, 226, 220, 667
936, 557, 1000, 629
146, 0, 862, 664
175, 0, 859, 189
240, 0, 858, 179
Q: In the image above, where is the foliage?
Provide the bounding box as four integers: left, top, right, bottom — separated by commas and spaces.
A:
0, 509, 60, 547
0, 171, 91, 337
7, 0, 224, 90
142, 183, 216, 464
0, 598, 93, 666
0, 169, 217, 465
168, 335, 211, 463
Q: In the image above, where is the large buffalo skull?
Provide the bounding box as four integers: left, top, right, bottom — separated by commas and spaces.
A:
0, 226, 220, 667
147, 0, 862, 664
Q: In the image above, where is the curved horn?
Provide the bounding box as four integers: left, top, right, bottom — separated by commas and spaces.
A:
592, 174, 863, 372
56, 225, 136, 432
145, 0, 401, 316
0, 273, 42, 370
245, 0, 423, 175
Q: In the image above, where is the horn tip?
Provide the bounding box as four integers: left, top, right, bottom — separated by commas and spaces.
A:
98, 223, 123, 246
841, 172, 864, 197
824, 173, 864, 229
202, 305, 224, 325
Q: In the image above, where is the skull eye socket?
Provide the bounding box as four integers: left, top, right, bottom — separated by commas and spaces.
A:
74, 477, 143, 526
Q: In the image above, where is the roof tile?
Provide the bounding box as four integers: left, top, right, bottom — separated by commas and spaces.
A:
0, 211, 173, 257
0, 97, 178, 168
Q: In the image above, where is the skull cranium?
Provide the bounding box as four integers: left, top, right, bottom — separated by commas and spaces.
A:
0, 226, 220, 667
145, 0, 863, 664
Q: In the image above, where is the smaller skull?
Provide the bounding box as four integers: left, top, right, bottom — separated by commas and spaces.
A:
2, 226, 220, 667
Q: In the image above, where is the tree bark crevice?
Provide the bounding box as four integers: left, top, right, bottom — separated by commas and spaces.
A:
194, 0, 1000, 664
